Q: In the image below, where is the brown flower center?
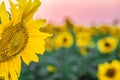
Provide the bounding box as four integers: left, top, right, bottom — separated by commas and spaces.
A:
0, 23, 28, 63
106, 68, 116, 78
63, 38, 67, 42
105, 42, 110, 47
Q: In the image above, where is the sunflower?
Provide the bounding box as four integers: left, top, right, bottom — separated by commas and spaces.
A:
89, 26, 97, 35
79, 47, 88, 56
45, 38, 53, 52
97, 60, 120, 80
73, 25, 85, 34
0, 0, 50, 80
53, 25, 68, 35
109, 27, 120, 37
98, 25, 110, 34
53, 31, 73, 49
76, 31, 93, 48
47, 65, 56, 73
97, 37, 118, 54
41, 23, 54, 34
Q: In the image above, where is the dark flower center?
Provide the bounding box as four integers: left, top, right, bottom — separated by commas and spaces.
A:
63, 38, 67, 42
0, 23, 28, 62
105, 42, 110, 47
106, 68, 116, 78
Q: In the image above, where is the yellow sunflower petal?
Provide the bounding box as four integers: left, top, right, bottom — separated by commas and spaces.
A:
21, 49, 39, 65
0, 25, 4, 39
3, 62, 8, 80
0, 63, 8, 80
28, 37, 46, 54
29, 30, 52, 39
16, 0, 27, 7
9, 63, 18, 80
9, 0, 22, 26
12, 56, 21, 77
0, 2, 10, 27
24, 0, 41, 19
0, 72, 8, 80
0, 25, 3, 33
25, 19, 46, 29
0, 63, 7, 74
17, 0, 41, 20
21, 52, 31, 65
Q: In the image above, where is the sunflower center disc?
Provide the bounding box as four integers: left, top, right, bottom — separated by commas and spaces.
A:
0, 23, 28, 62
63, 38, 67, 42
105, 42, 111, 47
106, 68, 116, 78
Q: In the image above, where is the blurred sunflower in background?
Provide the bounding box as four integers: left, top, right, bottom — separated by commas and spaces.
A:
53, 31, 73, 49
40, 23, 54, 34
19, 18, 120, 80
76, 31, 93, 48
109, 27, 120, 37
45, 38, 53, 52
76, 30, 94, 56
53, 25, 68, 35
47, 65, 56, 73
98, 25, 110, 34
97, 37, 118, 54
97, 60, 120, 80
79, 47, 88, 56
0, 0, 50, 80
73, 25, 86, 34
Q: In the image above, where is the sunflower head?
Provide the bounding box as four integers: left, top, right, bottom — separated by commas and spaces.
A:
76, 31, 92, 48
97, 60, 120, 80
89, 26, 97, 34
47, 65, 56, 73
41, 23, 54, 34
0, 0, 51, 80
53, 25, 67, 34
97, 37, 118, 54
45, 38, 53, 52
79, 47, 88, 56
73, 25, 85, 34
53, 31, 73, 49
109, 27, 119, 37
98, 25, 110, 34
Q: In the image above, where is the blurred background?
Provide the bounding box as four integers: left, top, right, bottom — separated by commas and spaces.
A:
1, 0, 120, 80
20, 0, 120, 80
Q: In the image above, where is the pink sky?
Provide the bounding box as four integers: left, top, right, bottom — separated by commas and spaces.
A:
35, 0, 120, 26
1, 0, 120, 26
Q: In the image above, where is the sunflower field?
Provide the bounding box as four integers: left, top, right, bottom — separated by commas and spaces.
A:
19, 19, 120, 80
0, 0, 120, 80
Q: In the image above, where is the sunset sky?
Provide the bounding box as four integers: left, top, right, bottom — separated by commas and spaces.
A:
35, 0, 120, 26
1, 0, 120, 26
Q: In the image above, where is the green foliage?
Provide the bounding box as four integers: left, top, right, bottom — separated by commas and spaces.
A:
19, 41, 120, 80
